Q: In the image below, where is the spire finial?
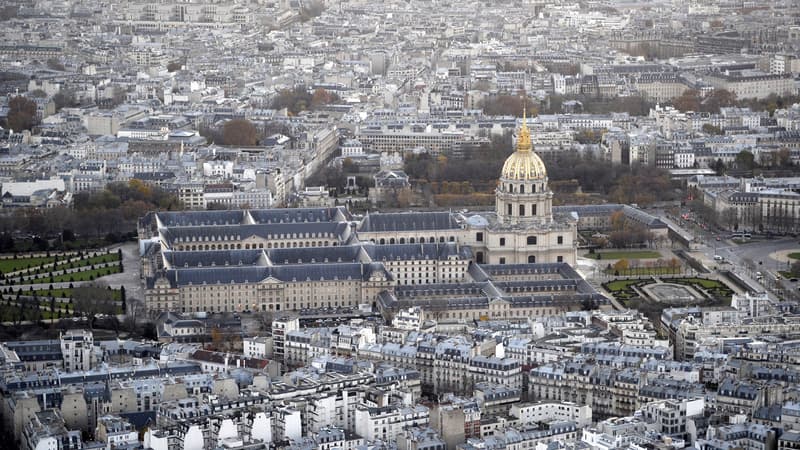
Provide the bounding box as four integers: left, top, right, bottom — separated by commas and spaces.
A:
516, 103, 532, 153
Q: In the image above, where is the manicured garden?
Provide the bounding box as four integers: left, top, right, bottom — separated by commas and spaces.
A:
603, 276, 734, 324
603, 276, 734, 306
0, 256, 60, 274
23, 265, 122, 285
0, 249, 123, 285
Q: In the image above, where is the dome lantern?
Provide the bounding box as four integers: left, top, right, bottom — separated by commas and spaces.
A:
500, 109, 547, 182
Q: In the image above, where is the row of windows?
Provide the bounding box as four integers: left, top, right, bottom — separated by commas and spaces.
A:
374, 236, 456, 244
506, 203, 538, 217
494, 236, 564, 246
177, 240, 335, 250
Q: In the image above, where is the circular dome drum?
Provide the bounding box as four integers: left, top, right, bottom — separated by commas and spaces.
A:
500, 115, 547, 181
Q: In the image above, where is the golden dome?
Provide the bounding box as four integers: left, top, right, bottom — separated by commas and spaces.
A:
500, 112, 547, 181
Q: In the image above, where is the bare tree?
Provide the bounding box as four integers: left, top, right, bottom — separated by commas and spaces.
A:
72, 281, 117, 328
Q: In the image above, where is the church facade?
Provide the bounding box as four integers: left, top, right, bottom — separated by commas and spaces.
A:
459, 116, 578, 265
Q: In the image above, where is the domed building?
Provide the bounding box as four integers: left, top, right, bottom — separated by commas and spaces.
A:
462, 115, 577, 265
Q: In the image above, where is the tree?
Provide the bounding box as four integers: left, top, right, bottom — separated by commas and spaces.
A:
702, 124, 723, 135
734, 150, 755, 171
120, 285, 127, 313
53, 90, 76, 111
776, 148, 793, 167
166, 61, 182, 72
210, 327, 224, 350
790, 261, 800, 277
673, 89, 701, 112
613, 259, 630, 275
710, 158, 726, 175
271, 86, 315, 115
110, 86, 127, 106
5, 96, 38, 132
311, 88, 339, 108
704, 89, 737, 113
71, 282, 116, 328
46, 58, 65, 71
222, 119, 259, 146
481, 95, 537, 117
300, 0, 325, 20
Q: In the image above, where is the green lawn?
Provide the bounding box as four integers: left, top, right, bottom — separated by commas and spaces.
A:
788, 252, 800, 260
605, 267, 681, 276
19, 253, 120, 277
583, 250, 662, 260
605, 279, 643, 292
25, 265, 122, 284
0, 256, 57, 274
678, 277, 724, 289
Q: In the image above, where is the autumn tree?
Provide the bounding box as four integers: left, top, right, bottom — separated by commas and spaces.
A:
613, 259, 629, 275
672, 89, 701, 112
222, 119, 259, 146
703, 89, 736, 113
311, 88, 340, 108
668, 257, 681, 274
575, 129, 604, 144
6, 96, 38, 132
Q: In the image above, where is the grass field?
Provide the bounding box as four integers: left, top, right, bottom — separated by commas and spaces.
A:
28, 253, 120, 276
605, 279, 643, 292
25, 265, 122, 284
0, 256, 57, 274
788, 252, 800, 260
583, 250, 662, 260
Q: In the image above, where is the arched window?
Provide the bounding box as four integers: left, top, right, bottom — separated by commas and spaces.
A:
527, 236, 537, 245
528, 255, 536, 263
519, 185, 525, 194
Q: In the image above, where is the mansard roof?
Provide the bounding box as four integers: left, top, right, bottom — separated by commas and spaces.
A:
358, 211, 460, 232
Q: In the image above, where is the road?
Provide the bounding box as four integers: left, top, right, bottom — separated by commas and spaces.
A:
598, 208, 800, 305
